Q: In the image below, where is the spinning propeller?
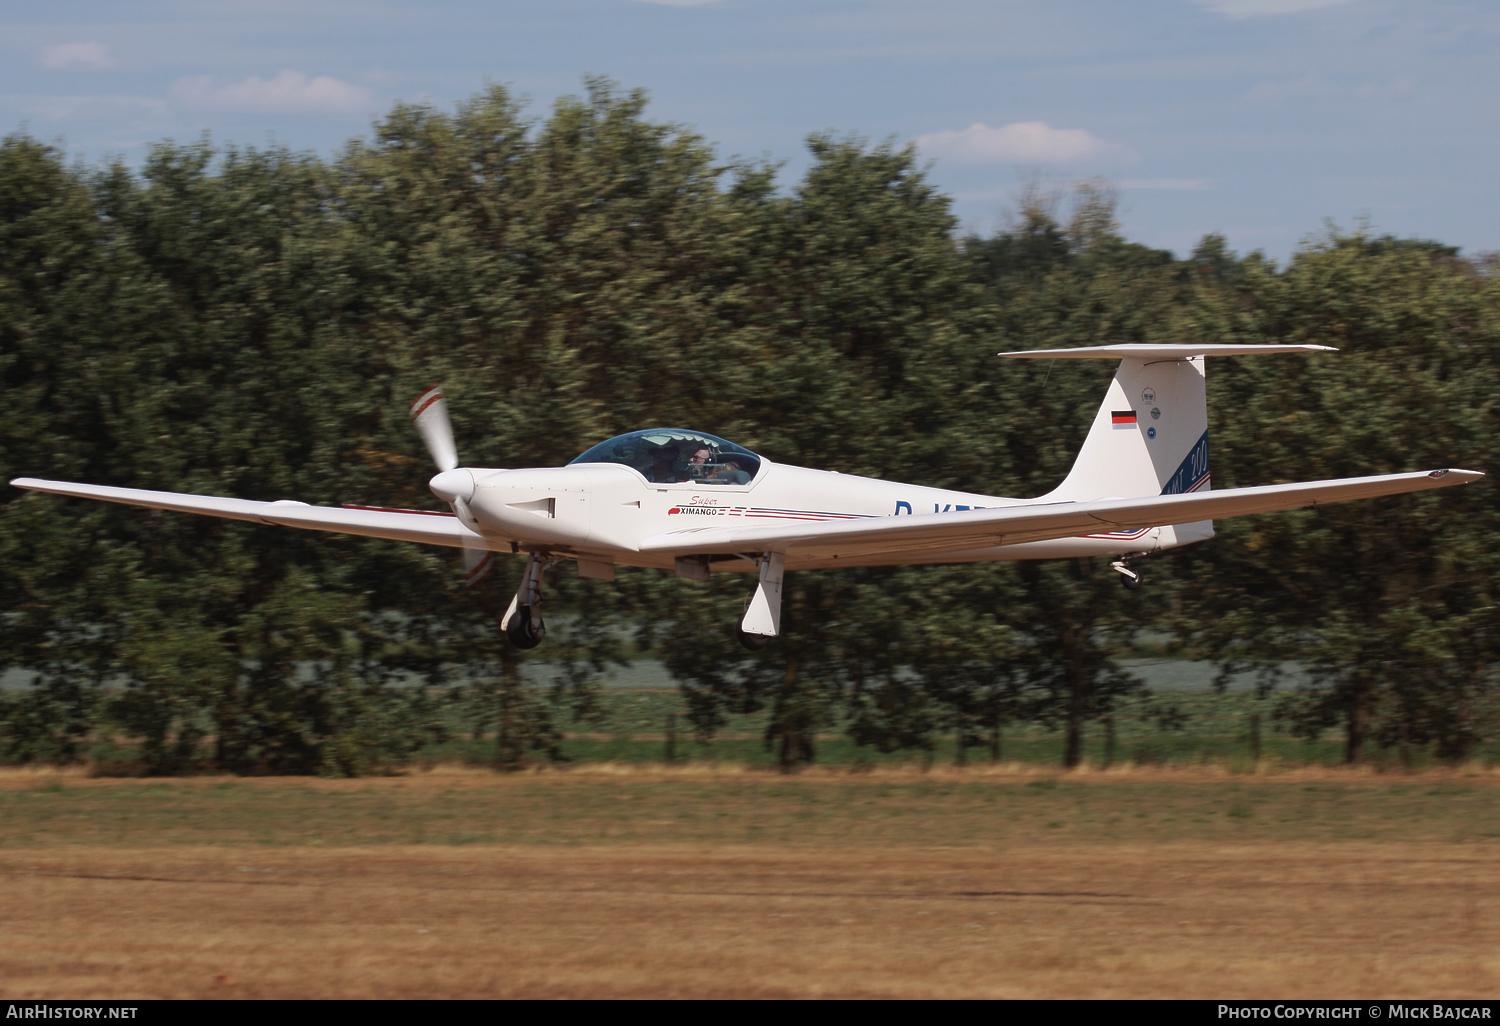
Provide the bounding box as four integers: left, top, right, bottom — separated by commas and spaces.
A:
408, 386, 494, 587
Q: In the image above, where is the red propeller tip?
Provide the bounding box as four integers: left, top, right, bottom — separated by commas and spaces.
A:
409, 386, 445, 421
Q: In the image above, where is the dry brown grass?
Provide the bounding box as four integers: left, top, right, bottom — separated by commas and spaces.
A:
3, 842, 1496, 998
5, 756, 1499, 785
2, 769, 1498, 998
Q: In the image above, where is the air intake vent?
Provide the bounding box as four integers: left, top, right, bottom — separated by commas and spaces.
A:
507, 497, 555, 519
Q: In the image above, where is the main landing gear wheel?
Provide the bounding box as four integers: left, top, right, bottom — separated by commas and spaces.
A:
506, 605, 543, 649
736, 626, 773, 652
502, 552, 551, 649
1110, 559, 1143, 591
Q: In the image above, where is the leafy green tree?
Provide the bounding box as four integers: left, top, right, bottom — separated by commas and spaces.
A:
654, 132, 1000, 767
4, 85, 1495, 777
1171, 230, 1500, 763
846, 565, 1028, 765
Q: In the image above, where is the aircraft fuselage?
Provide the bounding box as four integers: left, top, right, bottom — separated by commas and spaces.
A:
462, 459, 1212, 576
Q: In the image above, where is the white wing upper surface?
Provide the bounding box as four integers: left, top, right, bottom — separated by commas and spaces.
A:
998, 344, 1338, 360
9, 478, 486, 551
11, 468, 1484, 565
639, 469, 1483, 559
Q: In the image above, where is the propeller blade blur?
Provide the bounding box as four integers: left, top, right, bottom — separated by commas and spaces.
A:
409, 386, 458, 473
409, 386, 487, 586
462, 547, 495, 588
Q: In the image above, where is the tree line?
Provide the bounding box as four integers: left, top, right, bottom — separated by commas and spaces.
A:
2, 79, 1497, 774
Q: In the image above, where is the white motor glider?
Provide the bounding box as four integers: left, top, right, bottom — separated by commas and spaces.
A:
11, 345, 1483, 650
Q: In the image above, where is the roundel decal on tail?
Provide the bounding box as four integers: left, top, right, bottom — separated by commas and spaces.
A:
1141, 387, 1156, 403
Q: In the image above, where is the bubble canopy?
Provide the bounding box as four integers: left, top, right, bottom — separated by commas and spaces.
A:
569, 428, 763, 486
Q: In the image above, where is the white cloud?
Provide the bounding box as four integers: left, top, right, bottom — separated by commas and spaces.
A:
1191, 0, 1354, 17
169, 70, 373, 115
914, 121, 1134, 165
37, 42, 116, 70
1117, 178, 1213, 191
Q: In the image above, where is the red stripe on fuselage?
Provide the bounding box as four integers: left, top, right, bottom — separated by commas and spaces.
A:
666, 506, 872, 521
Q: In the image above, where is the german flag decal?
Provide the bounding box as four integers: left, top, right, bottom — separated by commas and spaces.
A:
1111, 410, 1138, 425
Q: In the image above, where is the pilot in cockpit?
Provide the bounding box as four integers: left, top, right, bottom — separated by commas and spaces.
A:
686, 446, 752, 485
646, 446, 682, 483
685, 446, 714, 479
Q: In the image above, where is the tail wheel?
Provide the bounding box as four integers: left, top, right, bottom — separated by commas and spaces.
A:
507, 605, 543, 649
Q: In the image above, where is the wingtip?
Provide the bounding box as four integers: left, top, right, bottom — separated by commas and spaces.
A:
1429, 468, 1485, 483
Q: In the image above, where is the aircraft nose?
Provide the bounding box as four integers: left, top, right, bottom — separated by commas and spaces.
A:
429, 468, 475, 504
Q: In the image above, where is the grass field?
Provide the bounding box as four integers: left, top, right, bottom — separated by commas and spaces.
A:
67, 677, 1500, 772
247, 687, 1500, 770
2, 765, 1498, 998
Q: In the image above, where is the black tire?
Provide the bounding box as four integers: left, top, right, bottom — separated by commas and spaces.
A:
736, 626, 773, 652
506, 605, 543, 649
1120, 569, 1143, 591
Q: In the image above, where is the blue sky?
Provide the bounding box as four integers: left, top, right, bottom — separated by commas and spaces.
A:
4, 0, 1497, 260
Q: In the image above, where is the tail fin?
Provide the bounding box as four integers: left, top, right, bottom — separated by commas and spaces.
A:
1000, 344, 1335, 503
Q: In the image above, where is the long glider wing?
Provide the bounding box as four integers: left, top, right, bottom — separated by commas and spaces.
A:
639, 469, 1484, 560
9, 478, 487, 551
997, 344, 1338, 360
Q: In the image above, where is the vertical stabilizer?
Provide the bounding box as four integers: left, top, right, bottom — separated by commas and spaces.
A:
1043, 354, 1209, 502
998, 344, 1334, 510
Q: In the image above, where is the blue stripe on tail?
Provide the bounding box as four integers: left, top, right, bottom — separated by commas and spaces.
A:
1161, 431, 1211, 495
